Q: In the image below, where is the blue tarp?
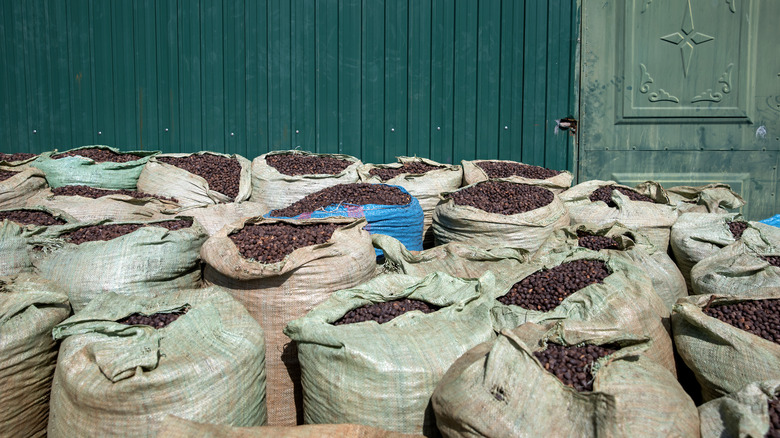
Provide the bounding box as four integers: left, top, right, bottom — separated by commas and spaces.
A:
759, 214, 780, 228
267, 184, 424, 258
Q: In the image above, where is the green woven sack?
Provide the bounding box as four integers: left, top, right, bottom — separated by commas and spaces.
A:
559, 180, 676, 251
672, 291, 780, 402
490, 248, 676, 374
31, 145, 158, 189
35, 217, 207, 312
47, 286, 266, 438
0, 274, 71, 438
0, 207, 78, 276
665, 183, 745, 215
0, 166, 47, 209
699, 380, 780, 438
284, 272, 497, 437
431, 321, 699, 438
373, 233, 529, 279
536, 223, 686, 311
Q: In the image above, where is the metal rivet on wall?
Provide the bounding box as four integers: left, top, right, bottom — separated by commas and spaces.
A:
504, 126, 509, 130
164, 128, 169, 132
98, 131, 102, 135
32, 129, 37, 134
391, 128, 395, 132
436, 126, 441, 131
295, 130, 299, 134
230, 132, 235, 137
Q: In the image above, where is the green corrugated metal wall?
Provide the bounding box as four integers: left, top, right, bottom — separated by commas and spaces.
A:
0, 0, 578, 169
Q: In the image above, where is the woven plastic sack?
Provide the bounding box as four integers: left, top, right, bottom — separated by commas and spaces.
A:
490, 248, 676, 374
691, 227, 780, 296
373, 233, 529, 279
201, 217, 376, 426
47, 286, 266, 438
461, 159, 573, 193
35, 217, 207, 312
0, 166, 47, 209
665, 183, 746, 215
0, 274, 71, 438
268, 184, 424, 258
284, 272, 497, 436
537, 223, 686, 311
431, 321, 699, 438
185, 201, 270, 236
157, 415, 423, 438
671, 212, 760, 291
672, 291, 780, 402
560, 180, 677, 251
30, 145, 157, 189
25, 187, 179, 223
137, 151, 252, 208
249, 150, 362, 212
0, 207, 78, 276
699, 380, 780, 438
358, 157, 462, 248
433, 181, 569, 253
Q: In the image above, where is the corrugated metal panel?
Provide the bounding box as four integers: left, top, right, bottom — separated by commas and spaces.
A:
0, 0, 578, 171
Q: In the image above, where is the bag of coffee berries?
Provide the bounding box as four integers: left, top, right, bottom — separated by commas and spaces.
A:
490, 248, 675, 374
431, 321, 699, 438
184, 201, 270, 236
432, 180, 569, 253
283, 272, 497, 436
461, 159, 573, 193
0, 206, 77, 276
0, 166, 47, 209
156, 415, 424, 438
0, 274, 70, 438
373, 233, 529, 280
30, 145, 158, 190
0, 152, 39, 168
560, 180, 677, 251
671, 213, 759, 291
250, 150, 362, 212
25, 185, 180, 223
691, 227, 780, 297
137, 151, 252, 208
359, 157, 462, 248
201, 216, 376, 426
698, 380, 780, 438
34, 216, 207, 312
267, 183, 424, 258
47, 286, 267, 438
672, 291, 780, 402
536, 223, 686, 311
665, 183, 746, 215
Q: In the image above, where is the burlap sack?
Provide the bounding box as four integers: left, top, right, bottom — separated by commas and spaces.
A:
560, 180, 677, 251
460, 159, 573, 193
25, 187, 179, 223
30, 145, 157, 189
201, 217, 376, 426
691, 227, 780, 297
431, 322, 699, 438
0, 166, 47, 209
672, 291, 780, 402
249, 150, 362, 212
137, 151, 252, 207
432, 181, 569, 253
670, 213, 764, 292
0, 153, 39, 168
157, 415, 423, 438
35, 217, 207, 312
537, 223, 686, 311
490, 248, 675, 374
665, 183, 746, 215
47, 286, 266, 438
699, 380, 780, 438
359, 157, 462, 247
373, 234, 529, 279
0, 274, 71, 438
184, 201, 270, 236
284, 272, 496, 436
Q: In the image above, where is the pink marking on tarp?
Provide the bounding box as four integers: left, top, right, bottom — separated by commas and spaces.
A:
346, 205, 364, 218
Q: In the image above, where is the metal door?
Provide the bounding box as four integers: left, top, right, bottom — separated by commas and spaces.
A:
578, 0, 780, 220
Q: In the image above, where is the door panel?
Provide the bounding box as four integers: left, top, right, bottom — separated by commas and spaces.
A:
580, 0, 780, 220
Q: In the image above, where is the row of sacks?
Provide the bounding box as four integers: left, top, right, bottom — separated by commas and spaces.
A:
2, 214, 685, 434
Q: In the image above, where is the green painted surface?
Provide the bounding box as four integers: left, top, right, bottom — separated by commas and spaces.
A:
1, 0, 578, 171
579, 0, 780, 220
